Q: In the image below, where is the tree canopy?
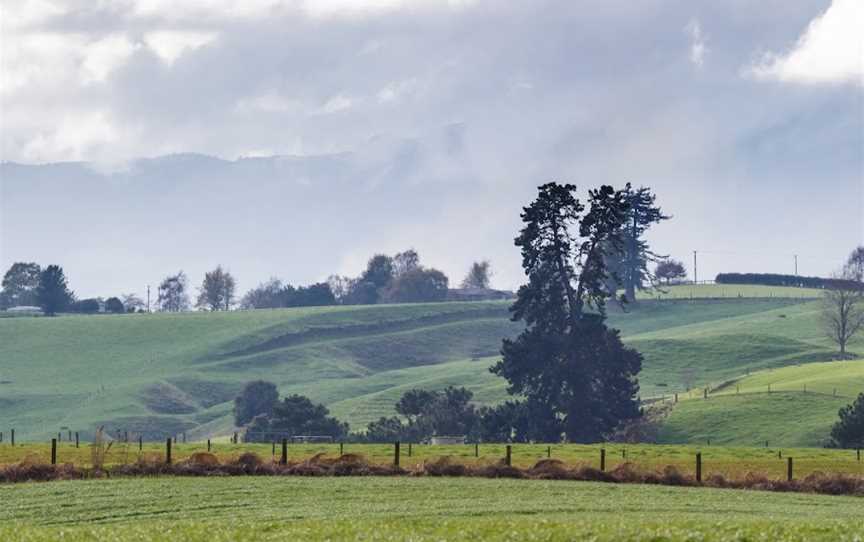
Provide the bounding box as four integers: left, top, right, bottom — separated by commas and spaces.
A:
36, 265, 74, 316
830, 393, 864, 449
461, 261, 492, 289
0, 262, 41, 309
196, 265, 236, 311
491, 182, 643, 443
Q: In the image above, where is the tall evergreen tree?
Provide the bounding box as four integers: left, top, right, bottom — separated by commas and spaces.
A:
492, 183, 643, 443
36, 265, 74, 316
830, 393, 864, 448
606, 186, 669, 302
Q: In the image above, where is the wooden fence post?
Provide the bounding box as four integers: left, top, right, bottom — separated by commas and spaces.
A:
76, 432, 80, 449
207, 439, 211, 452
339, 442, 344, 455
408, 442, 412, 457
166, 437, 172, 465
272, 442, 275, 457
51, 438, 57, 465
787, 457, 793, 482
547, 446, 551, 459
68, 430, 72, 441
138, 436, 143, 451
394, 441, 401, 467
695, 452, 702, 482
857, 449, 861, 462
505, 445, 512, 467
233, 432, 237, 444
474, 443, 479, 458
600, 448, 606, 471
11, 429, 15, 446
281, 439, 288, 465
1, 431, 3, 443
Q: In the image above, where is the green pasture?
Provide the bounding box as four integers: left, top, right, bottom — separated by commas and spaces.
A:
657, 360, 864, 447
1, 477, 862, 541
637, 283, 822, 300
1, 289, 858, 443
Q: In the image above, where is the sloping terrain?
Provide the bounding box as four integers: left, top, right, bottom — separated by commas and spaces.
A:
0, 287, 857, 442
656, 360, 864, 447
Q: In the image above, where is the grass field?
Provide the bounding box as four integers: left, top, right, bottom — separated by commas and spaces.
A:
1, 477, 862, 541
637, 283, 822, 300
1, 286, 859, 443
657, 360, 864, 447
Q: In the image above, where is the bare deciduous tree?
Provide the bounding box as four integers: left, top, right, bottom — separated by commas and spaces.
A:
157, 272, 190, 312
196, 266, 236, 311
822, 268, 864, 358
460, 260, 492, 289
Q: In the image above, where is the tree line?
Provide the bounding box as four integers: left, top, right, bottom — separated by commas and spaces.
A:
0, 251, 497, 315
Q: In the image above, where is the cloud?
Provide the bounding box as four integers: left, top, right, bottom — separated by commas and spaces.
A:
143, 31, 217, 65
685, 18, 708, 68
0, 0, 861, 295
748, 0, 863, 86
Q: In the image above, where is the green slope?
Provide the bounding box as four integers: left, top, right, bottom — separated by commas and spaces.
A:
657, 360, 864, 447
0, 290, 857, 441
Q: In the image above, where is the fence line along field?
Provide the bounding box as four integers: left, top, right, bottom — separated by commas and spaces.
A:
2, 477, 862, 541
2, 441, 862, 480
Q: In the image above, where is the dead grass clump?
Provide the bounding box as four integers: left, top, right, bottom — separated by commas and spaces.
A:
475, 462, 525, 479
528, 459, 573, 480
424, 457, 469, 477
572, 466, 616, 483
657, 465, 693, 486
187, 452, 220, 467
801, 472, 864, 496
0, 463, 84, 483
704, 473, 730, 488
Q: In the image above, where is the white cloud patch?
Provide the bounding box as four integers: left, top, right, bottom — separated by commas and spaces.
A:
143, 31, 217, 65
748, 0, 863, 86
81, 34, 137, 83
685, 18, 708, 68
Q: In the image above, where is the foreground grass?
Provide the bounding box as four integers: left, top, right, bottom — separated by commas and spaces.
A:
1, 477, 862, 541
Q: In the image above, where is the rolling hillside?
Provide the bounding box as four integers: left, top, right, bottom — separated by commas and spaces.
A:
0, 285, 858, 442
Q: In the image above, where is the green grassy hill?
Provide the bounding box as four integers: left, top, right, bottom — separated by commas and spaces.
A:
656, 360, 864, 447
0, 284, 858, 442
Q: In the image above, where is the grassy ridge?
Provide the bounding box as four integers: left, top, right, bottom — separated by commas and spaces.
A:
1, 477, 862, 541
657, 360, 864, 447
1, 287, 858, 442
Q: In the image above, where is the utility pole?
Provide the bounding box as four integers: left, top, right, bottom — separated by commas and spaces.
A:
794, 255, 798, 276
693, 250, 698, 284
146, 285, 151, 313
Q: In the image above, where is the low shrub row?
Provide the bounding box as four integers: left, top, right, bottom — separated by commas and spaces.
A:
2, 452, 863, 496
715, 273, 860, 290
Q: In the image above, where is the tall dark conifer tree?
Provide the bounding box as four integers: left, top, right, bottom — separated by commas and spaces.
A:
492, 183, 643, 443
606, 186, 669, 302
36, 265, 74, 316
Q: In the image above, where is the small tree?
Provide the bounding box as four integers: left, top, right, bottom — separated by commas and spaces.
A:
830, 393, 864, 448
157, 272, 190, 312
461, 261, 492, 289
196, 265, 237, 311
234, 381, 279, 427
121, 293, 145, 313
0, 262, 41, 308
382, 268, 449, 303
847, 246, 864, 282
36, 265, 74, 316
393, 249, 420, 277
822, 268, 864, 358
104, 297, 125, 314
240, 278, 284, 309
655, 259, 687, 285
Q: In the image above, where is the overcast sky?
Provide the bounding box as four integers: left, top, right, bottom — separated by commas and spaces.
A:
0, 0, 862, 299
